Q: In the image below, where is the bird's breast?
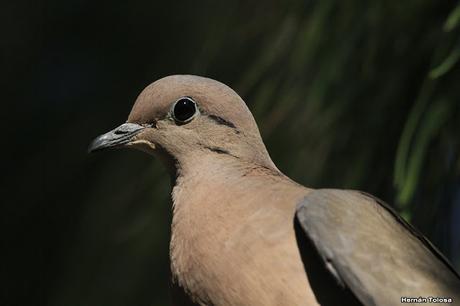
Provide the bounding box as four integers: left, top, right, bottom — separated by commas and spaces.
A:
169, 171, 318, 306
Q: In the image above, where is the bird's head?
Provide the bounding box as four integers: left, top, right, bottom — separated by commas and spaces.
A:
89, 75, 276, 172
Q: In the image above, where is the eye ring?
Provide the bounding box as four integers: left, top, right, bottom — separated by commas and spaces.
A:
171, 97, 199, 124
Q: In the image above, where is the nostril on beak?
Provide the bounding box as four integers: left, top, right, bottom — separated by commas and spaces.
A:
88, 123, 146, 153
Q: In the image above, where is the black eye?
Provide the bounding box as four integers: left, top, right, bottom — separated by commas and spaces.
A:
172, 97, 198, 123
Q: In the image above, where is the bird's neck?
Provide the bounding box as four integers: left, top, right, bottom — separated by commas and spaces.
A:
171, 148, 280, 180
168, 153, 285, 297
169, 151, 277, 224
167, 153, 309, 304
169, 154, 241, 299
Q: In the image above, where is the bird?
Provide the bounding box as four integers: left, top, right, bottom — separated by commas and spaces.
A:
89, 75, 460, 306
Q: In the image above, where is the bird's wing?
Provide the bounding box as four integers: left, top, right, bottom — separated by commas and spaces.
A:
294, 189, 460, 306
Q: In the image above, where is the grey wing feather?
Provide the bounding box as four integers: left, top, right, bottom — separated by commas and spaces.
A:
295, 189, 460, 306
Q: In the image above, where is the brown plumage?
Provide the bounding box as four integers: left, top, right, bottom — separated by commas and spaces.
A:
89, 75, 460, 306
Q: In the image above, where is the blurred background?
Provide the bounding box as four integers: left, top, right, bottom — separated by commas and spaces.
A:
1, 1, 460, 305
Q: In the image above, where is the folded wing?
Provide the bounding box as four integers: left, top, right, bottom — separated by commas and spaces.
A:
295, 189, 460, 306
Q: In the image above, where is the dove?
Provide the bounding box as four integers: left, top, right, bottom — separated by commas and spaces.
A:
89, 75, 460, 306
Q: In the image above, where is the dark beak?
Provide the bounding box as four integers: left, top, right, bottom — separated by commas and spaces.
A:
88, 123, 145, 153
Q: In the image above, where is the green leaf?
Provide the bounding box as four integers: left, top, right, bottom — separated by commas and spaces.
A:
429, 47, 460, 79
397, 99, 451, 206
394, 79, 434, 192
444, 3, 460, 32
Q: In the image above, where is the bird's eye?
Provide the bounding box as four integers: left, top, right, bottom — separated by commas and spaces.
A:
172, 97, 198, 123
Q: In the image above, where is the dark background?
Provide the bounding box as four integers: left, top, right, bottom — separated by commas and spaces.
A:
2, 1, 460, 305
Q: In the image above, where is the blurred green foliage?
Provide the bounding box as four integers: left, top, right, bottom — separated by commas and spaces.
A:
2, 1, 459, 306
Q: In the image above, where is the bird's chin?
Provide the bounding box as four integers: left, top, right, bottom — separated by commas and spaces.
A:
125, 139, 157, 155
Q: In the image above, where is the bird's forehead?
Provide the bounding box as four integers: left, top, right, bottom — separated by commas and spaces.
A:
127, 78, 192, 123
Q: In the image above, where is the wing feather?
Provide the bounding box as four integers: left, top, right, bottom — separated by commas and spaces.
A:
295, 189, 460, 306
